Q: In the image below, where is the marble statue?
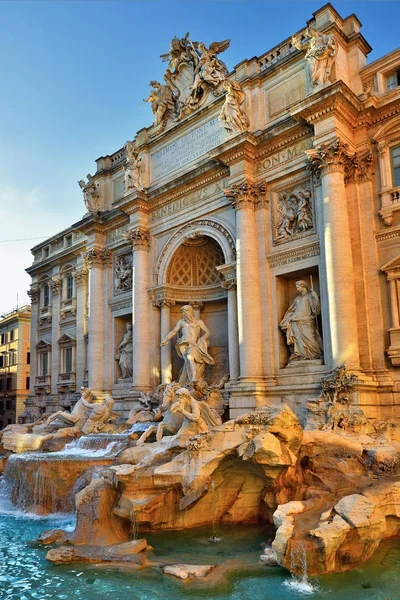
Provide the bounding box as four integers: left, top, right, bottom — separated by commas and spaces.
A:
296, 190, 313, 231
292, 27, 337, 86
219, 79, 250, 134
144, 76, 179, 125
115, 322, 133, 379
279, 280, 323, 363
78, 174, 100, 213
170, 387, 222, 436
43, 387, 93, 432
80, 394, 117, 435
114, 256, 132, 291
127, 384, 166, 425
190, 39, 230, 104
124, 141, 144, 192
160, 32, 199, 75
160, 304, 215, 385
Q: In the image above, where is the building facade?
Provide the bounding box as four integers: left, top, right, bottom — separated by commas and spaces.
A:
26, 4, 400, 421
0, 306, 31, 428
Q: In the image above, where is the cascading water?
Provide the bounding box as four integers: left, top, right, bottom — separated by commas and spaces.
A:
2, 434, 129, 514
284, 541, 317, 595
209, 479, 222, 543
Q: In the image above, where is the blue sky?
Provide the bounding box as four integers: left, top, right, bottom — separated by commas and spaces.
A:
0, 0, 399, 314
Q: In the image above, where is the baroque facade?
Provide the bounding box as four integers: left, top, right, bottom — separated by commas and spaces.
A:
26, 4, 400, 420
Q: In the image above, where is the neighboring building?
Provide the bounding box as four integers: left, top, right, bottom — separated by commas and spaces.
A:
26, 4, 400, 421
0, 305, 31, 428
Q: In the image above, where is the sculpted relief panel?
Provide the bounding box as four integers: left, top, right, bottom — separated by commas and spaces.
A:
271, 179, 315, 245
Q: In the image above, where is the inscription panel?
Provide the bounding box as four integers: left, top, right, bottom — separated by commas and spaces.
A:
151, 118, 227, 182
256, 139, 313, 175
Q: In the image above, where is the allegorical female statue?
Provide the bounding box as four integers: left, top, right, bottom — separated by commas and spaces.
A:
280, 280, 323, 364
115, 322, 133, 379
219, 79, 250, 134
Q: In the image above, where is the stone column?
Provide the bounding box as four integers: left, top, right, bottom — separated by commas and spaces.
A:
49, 276, 62, 399
84, 248, 111, 391
124, 227, 151, 391
389, 279, 400, 328
74, 267, 87, 390
159, 299, 175, 384
307, 139, 360, 369
224, 181, 265, 381
221, 278, 240, 381
150, 301, 161, 388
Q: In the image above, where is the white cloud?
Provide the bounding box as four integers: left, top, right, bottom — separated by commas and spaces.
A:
0, 185, 75, 314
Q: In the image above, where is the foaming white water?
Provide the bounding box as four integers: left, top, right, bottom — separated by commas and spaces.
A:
52, 439, 124, 457
284, 578, 318, 595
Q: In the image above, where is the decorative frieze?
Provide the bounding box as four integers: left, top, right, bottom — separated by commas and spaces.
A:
223, 180, 267, 210
83, 248, 111, 268
123, 227, 150, 251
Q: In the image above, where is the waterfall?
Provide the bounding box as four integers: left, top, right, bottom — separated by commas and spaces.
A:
284, 541, 316, 594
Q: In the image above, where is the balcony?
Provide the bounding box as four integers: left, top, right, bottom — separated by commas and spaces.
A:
379, 186, 400, 226
57, 372, 76, 390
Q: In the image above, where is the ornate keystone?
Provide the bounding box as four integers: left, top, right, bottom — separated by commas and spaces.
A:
223, 180, 267, 210
83, 248, 111, 268
123, 227, 150, 250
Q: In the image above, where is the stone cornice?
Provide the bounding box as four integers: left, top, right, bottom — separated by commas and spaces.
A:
376, 226, 400, 243
208, 132, 258, 166
256, 124, 313, 161
223, 179, 267, 210
267, 241, 320, 268
123, 227, 150, 251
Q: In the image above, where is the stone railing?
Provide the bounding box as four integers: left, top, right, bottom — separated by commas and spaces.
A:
57, 372, 76, 386
34, 375, 51, 393
258, 31, 306, 71
390, 186, 400, 203
111, 149, 125, 167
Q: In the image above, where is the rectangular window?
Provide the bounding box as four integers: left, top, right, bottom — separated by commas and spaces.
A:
0, 333, 5, 345
391, 145, 400, 188
387, 69, 400, 91
9, 329, 14, 342
42, 352, 48, 376
27, 351, 30, 365
65, 347, 73, 373
0, 355, 4, 368
10, 352, 16, 366
43, 285, 50, 307
65, 234, 73, 247
66, 275, 74, 299
0, 381, 3, 392
26, 376, 30, 389
43, 246, 50, 258
6, 378, 12, 391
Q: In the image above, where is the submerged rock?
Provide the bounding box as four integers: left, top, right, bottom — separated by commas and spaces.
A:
163, 564, 215, 579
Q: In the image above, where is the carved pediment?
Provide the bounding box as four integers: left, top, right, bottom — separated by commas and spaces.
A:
36, 339, 51, 350
57, 333, 76, 346
381, 255, 400, 276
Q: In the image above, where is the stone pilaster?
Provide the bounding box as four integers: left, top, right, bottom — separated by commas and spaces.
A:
83, 248, 111, 391
49, 276, 62, 398
307, 139, 360, 369
27, 284, 40, 398
224, 180, 266, 381
74, 267, 88, 390
123, 227, 151, 391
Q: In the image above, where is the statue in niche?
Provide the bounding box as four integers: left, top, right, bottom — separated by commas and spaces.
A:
115, 322, 133, 379
189, 39, 230, 105
124, 141, 144, 192
160, 304, 215, 386
219, 79, 250, 134
143, 75, 179, 126
114, 255, 132, 291
78, 174, 100, 213
276, 189, 312, 240
292, 27, 337, 87
279, 280, 323, 364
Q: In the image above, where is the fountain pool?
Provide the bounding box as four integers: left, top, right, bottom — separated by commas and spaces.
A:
0, 500, 400, 600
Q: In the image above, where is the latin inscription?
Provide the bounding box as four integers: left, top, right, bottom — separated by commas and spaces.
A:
151, 118, 227, 181
256, 139, 313, 175
151, 179, 229, 222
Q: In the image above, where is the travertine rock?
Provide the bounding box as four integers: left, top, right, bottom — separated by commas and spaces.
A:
163, 564, 215, 580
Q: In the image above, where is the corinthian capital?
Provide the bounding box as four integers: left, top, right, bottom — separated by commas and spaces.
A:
306, 138, 353, 177
73, 267, 88, 286
49, 277, 62, 295
27, 284, 40, 304
123, 227, 150, 251
83, 247, 111, 269
223, 179, 267, 210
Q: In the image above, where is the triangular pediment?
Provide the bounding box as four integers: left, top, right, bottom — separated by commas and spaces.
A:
381, 255, 400, 273
35, 339, 51, 350
57, 333, 76, 345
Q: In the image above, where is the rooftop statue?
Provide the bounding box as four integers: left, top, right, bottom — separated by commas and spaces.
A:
124, 141, 144, 192
280, 280, 323, 364
189, 39, 230, 105
143, 75, 179, 126
160, 304, 215, 386
160, 32, 199, 75
219, 79, 249, 134
78, 174, 100, 213
292, 27, 337, 86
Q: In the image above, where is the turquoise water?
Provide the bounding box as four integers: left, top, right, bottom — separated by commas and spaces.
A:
0, 494, 400, 599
